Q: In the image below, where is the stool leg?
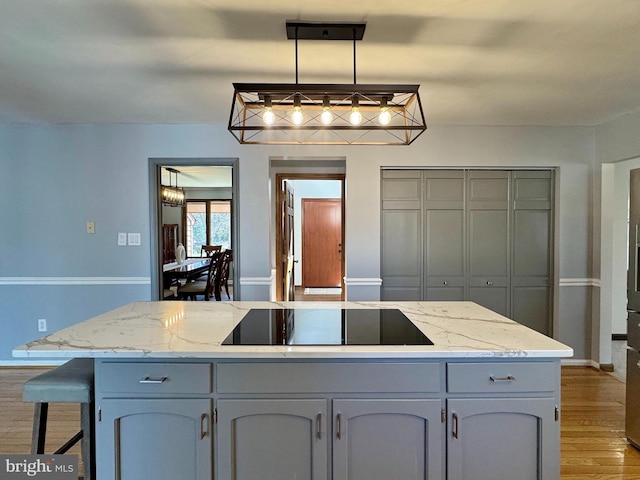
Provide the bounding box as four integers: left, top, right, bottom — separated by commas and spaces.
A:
31, 402, 48, 454
80, 402, 95, 480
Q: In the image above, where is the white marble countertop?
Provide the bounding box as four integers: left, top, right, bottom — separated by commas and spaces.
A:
13, 301, 573, 359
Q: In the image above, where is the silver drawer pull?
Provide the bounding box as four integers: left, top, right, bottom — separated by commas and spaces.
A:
443, 281, 448, 285
139, 376, 168, 384
489, 375, 516, 382
486, 281, 493, 285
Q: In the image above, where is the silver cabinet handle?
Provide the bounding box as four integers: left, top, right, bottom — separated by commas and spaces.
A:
489, 375, 516, 382
200, 413, 209, 439
139, 376, 168, 384
316, 414, 322, 440
336, 413, 342, 439
443, 281, 448, 285
486, 281, 493, 285
452, 412, 459, 439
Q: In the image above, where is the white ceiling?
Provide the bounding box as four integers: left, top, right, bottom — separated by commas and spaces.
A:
161, 165, 232, 187
2, 0, 640, 126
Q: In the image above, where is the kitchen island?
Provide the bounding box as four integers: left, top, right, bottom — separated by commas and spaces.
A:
14, 301, 572, 480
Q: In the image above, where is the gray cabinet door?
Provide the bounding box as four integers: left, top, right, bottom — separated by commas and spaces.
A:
381, 171, 423, 300
511, 171, 553, 334
467, 171, 510, 317
447, 397, 558, 480
97, 398, 212, 480
333, 399, 443, 480
424, 170, 465, 301
217, 399, 328, 480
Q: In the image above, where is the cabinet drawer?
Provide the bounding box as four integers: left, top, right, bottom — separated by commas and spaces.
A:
447, 362, 556, 393
100, 362, 211, 394
217, 362, 441, 394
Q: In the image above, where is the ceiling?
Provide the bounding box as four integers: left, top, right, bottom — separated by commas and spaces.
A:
2, 0, 640, 127
161, 165, 232, 187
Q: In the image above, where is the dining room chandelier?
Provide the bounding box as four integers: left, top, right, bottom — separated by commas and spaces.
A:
228, 21, 427, 146
161, 167, 185, 207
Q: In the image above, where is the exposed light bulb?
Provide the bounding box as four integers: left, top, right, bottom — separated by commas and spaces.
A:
379, 97, 391, 125
263, 108, 275, 125
379, 107, 391, 125
320, 95, 332, 126
291, 95, 303, 125
320, 108, 333, 125
349, 108, 362, 126
292, 106, 303, 125
263, 96, 275, 125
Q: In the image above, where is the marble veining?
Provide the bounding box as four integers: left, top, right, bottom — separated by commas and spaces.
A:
13, 301, 573, 359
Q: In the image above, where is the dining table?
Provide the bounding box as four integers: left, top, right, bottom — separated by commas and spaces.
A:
163, 258, 210, 285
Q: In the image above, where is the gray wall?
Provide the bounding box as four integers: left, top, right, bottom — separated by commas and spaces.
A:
0, 123, 601, 362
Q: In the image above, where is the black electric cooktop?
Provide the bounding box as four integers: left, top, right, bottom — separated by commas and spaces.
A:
222, 308, 433, 346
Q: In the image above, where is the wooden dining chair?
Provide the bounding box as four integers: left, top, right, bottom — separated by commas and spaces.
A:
177, 252, 223, 300
201, 245, 222, 257
215, 249, 233, 301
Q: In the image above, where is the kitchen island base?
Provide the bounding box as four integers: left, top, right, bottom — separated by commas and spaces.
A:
95, 357, 560, 480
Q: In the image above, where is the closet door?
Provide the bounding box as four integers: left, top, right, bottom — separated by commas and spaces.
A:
467, 171, 510, 317
424, 171, 466, 301
511, 171, 553, 335
381, 171, 423, 300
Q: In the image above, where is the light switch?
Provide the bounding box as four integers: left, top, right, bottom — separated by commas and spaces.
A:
128, 233, 141, 246
86, 221, 95, 234
117, 233, 127, 246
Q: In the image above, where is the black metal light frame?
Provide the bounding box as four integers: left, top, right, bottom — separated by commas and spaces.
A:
228, 22, 427, 145
161, 168, 185, 207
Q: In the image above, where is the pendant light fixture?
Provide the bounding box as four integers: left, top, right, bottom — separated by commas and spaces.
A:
161, 168, 185, 207
228, 21, 427, 145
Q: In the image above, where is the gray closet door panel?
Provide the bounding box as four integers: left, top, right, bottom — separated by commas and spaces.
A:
382, 287, 422, 301
382, 172, 422, 210
469, 287, 509, 317
512, 287, 550, 334
425, 179, 465, 210
513, 170, 552, 209
468, 171, 509, 210
382, 210, 422, 277
425, 210, 465, 277
426, 287, 465, 301
513, 210, 550, 278
468, 210, 509, 278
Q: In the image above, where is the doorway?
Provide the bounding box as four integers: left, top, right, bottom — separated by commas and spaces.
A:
149, 158, 239, 301
275, 174, 345, 301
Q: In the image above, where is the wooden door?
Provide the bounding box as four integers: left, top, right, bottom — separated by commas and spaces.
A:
302, 199, 342, 288
278, 180, 296, 301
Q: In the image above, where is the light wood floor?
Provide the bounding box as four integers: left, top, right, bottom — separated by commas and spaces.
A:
1, 366, 639, 478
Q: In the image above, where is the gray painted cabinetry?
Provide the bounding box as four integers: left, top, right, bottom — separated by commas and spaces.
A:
95, 358, 560, 480
381, 169, 554, 334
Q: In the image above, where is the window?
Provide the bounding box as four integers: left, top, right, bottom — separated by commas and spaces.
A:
185, 200, 232, 256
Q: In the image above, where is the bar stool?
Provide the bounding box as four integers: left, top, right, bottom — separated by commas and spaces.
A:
23, 358, 95, 480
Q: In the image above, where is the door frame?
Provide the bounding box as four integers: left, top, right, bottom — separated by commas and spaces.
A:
148, 158, 239, 301
275, 173, 346, 301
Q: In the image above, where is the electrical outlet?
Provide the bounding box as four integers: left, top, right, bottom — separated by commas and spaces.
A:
38, 319, 47, 332
117, 232, 127, 246
86, 221, 95, 234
